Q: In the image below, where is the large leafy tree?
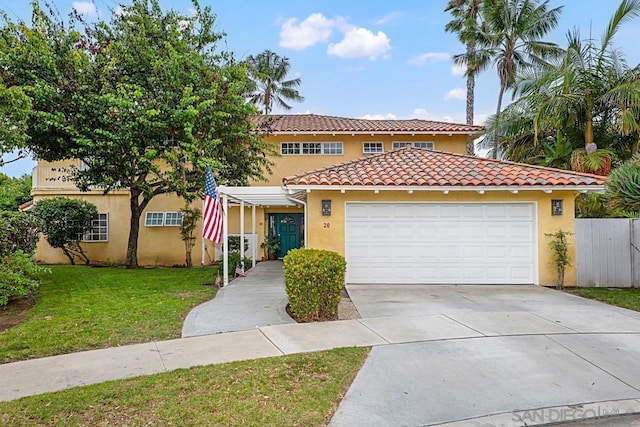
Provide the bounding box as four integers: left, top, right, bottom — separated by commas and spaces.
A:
476, 0, 563, 158
445, 0, 486, 154
1, 0, 273, 268
0, 173, 32, 211
246, 50, 304, 114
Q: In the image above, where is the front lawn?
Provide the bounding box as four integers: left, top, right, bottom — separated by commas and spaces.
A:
570, 288, 640, 312
0, 347, 369, 426
0, 266, 216, 363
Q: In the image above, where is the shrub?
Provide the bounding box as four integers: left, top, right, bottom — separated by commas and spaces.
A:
0, 211, 42, 257
32, 197, 98, 265
283, 248, 346, 322
216, 253, 252, 279
605, 156, 640, 214
0, 251, 46, 307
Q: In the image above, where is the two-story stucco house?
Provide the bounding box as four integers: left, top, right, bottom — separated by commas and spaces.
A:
31, 113, 605, 286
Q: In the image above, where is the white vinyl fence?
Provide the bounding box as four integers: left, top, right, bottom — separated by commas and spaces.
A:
575, 219, 640, 287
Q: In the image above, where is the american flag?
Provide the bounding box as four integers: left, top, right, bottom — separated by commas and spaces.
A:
235, 263, 246, 277
202, 167, 223, 244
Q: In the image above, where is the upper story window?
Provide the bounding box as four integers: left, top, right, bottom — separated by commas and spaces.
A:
363, 142, 384, 154
280, 142, 343, 155
392, 141, 434, 150
84, 213, 109, 242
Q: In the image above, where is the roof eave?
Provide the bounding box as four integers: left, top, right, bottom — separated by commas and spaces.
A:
268, 130, 483, 136
282, 184, 606, 193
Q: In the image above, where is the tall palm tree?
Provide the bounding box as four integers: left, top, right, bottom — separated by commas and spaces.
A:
245, 50, 304, 114
478, 0, 563, 158
514, 0, 640, 160
445, 0, 485, 155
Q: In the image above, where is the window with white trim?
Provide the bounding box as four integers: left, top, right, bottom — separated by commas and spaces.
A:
322, 142, 343, 155
164, 212, 184, 226
84, 213, 109, 242
363, 142, 384, 154
392, 141, 435, 150
281, 142, 300, 155
302, 142, 321, 154
145, 212, 165, 227
280, 142, 344, 155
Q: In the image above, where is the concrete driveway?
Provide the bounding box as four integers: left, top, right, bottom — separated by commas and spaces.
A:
331, 285, 640, 426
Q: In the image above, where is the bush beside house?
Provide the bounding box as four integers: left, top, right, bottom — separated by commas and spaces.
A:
283, 249, 346, 322
0, 212, 44, 307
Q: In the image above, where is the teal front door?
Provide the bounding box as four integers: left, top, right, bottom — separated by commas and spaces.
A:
273, 214, 303, 258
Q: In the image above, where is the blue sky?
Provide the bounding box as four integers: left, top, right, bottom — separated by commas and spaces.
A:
2, 0, 639, 177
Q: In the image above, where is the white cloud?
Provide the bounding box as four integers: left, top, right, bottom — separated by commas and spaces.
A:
375, 12, 400, 25
408, 52, 450, 66
411, 108, 458, 123
360, 113, 398, 120
451, 63, 466, 76
72, 1, 97, 16
444, 88, 466, 101
327, 27, 391, 60
279, 13, 343, 50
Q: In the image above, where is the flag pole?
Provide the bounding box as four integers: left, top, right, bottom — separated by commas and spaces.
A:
201, 198, 205, 266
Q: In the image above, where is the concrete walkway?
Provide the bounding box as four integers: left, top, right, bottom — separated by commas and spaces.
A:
181, 261, 294, 337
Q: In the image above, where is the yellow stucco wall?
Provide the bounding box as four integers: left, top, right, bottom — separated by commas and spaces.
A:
303, 190, 578, 287
253, 133, 468, 186
32, 190, 210, 266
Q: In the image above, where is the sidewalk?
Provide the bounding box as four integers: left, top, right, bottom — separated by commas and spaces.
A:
181, 261, 294, 337
0, 318, 386, 401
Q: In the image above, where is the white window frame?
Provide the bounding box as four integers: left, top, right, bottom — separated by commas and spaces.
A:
281, 141, 344, 155
322, 142, 343, 155
280, 142, 301, 155
164, 211, 184, 227
302, 142, 322, 155
83, 213, 109, 242
392, 141, 435, 150
363, 142, 384, 154
145, 212, 165, 227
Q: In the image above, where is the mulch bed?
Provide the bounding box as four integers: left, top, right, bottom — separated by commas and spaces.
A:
0, 296, 35, 333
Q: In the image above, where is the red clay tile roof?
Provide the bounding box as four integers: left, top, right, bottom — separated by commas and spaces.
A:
252, 114, 484, 134
283, 147, 606, 188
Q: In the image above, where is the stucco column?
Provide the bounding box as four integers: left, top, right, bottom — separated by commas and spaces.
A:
240, 200, 245, 269
251, 205, 256, 267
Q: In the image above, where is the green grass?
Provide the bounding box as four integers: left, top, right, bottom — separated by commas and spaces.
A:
0, 347, 369, 426
570, 288, 640, 312
0, 266, 216, 363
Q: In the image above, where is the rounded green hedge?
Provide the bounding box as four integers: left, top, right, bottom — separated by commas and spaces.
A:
283, 248, 346, 322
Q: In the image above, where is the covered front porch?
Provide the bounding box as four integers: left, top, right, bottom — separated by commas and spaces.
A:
214, 186, 307, 286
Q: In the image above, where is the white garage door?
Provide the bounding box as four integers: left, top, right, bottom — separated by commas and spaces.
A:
345, 203, 536, 284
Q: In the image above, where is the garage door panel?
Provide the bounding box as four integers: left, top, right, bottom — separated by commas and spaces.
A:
345, 203, 535, 284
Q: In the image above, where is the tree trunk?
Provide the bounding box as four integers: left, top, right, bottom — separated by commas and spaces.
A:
125, 191, 143, 269
465, 43, 476, 156
632, 137, 640, 157
493, 84, 506, 159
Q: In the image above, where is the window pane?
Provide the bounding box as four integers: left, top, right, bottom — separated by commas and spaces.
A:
322, 142, 343, 155
392, 142, 410, 150
281, 143, 300, 155
302, 142, 321, 154
165, 212, 184, 226
414, 142, 434, 149
145, 212, 164, 226
363, 142, 383, 154
84, 213, 108, 242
